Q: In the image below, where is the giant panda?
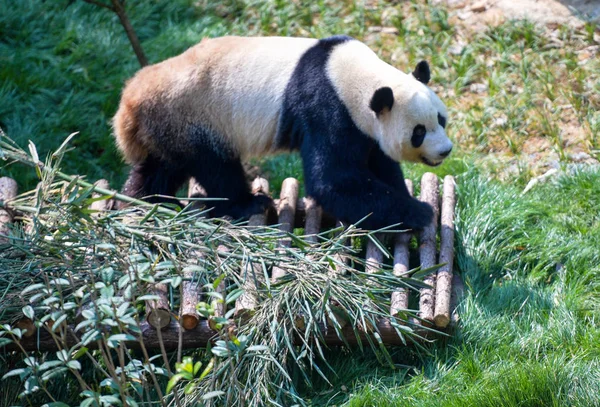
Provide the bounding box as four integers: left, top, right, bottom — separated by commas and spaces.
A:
113, 35, 452, 230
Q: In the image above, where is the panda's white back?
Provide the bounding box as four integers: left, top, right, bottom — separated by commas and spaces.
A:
187, 36, 317, 158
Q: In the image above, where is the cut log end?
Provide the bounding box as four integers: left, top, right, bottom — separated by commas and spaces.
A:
16, 318, 36, 338
181, 314, 199, 330
147, 309, 171, 330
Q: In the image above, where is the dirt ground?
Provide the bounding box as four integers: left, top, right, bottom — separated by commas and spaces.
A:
437, 0, 600, 29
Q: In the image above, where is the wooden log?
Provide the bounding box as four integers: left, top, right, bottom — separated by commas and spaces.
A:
145, 283, 171, 330
328, 221, 348, 276
391, 179, 413, 318
303, 197, 322, 244
450, 273, 465, 328
4, 318, 436, 352
15, 318, 36, 338
365, 234, 385, 274
271, 178, 299, 281
272, 197, 336, 230
181, 269, 201, 330
90, 179, 113, 211
0, 177, 18, 244
235, 178, 269, 318
418, 173, 440, 324
180, 179, 207, 330
208, 245, 228, 330
434, 176, 456, 328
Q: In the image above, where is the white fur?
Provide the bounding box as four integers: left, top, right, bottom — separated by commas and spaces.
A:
326, 40, 452, 165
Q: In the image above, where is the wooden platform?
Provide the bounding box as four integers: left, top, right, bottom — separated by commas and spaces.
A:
0, 173, 462, 352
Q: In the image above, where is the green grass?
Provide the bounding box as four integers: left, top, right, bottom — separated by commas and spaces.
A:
303, 167, 600, 406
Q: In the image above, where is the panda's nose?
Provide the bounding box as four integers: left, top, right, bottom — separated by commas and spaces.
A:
439, 147, 452, 157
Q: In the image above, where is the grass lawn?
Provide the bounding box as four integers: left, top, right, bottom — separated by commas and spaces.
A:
1, 0, 599, 406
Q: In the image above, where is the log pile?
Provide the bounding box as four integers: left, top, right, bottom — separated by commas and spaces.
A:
1, 173, 462, 351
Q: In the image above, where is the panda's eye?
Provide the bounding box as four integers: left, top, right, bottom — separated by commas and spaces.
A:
411, 125, 426, 148
438, 113, 446, 128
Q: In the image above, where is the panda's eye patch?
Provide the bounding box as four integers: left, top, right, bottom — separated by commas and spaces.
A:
411, 125, 426, 148
438, 113, 446, 128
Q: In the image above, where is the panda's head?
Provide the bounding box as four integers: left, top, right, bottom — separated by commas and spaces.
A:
369, 61, 452, 166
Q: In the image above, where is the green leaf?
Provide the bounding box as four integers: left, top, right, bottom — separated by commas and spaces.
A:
198, 358, 214, 381
193, 361, 203, 376
166, 373, 187, 394
225, 288, 244, 304
183, 381, 197, 394
22, 305, 34, 320
42, 402, 71, 407
21, 283, 46, 295
2, 368, 29, 379
67, 360, 81, 370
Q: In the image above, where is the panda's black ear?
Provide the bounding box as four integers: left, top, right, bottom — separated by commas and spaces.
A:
370, 87, 394, 116
412, 60, 431, 85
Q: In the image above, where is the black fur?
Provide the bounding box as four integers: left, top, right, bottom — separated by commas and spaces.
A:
121, 125, 272, 219
277, 36, 432, 230
412, 60, 430, 85
369, 87, 394, 116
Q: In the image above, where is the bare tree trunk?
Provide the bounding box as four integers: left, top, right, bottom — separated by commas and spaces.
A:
82, 0, 148, 67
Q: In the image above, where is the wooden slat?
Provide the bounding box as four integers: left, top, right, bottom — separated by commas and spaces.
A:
271, 178, 299, 281
146, 283, 171, 330
434, 176, 457, 328
303, 197, 322, 244
235, 177, 270, 318
418, 173, 440, 324
390, 179, 414, 318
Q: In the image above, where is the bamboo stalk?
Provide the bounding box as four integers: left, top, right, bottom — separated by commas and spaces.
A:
146, 284, 171, 330
271, 178, 299, 281
418, 173, 440, 324
434, 176, 456, 328
235, 178, 270, 318
0, 177, 18, 244
391, 179, 413, 318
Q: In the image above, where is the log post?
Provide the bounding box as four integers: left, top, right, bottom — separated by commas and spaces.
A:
303, 197, 322, 244
15, 318, 36, 338
181, 178, 207, 330
271, 178, 299, 281
434, 176, 456, 328
208, 245, 228, 330
391, 179, 413, 318
365, 235, 385, 274
146, 283, 171, 330
235, 177, 270, 318
181, 269, 201, 330
418, 173, 440, 324
0, 177, 18, 244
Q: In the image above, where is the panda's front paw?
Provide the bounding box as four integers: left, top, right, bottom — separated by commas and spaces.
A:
401, 199, 433, 231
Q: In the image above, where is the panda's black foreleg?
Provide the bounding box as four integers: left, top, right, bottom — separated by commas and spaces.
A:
368, 145, 411, 192
304, 156, 432, 231
120, 155, 188, 208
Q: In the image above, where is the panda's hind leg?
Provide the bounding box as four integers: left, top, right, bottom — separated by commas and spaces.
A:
186, 149, 272, 220
120, 155, 189, 208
